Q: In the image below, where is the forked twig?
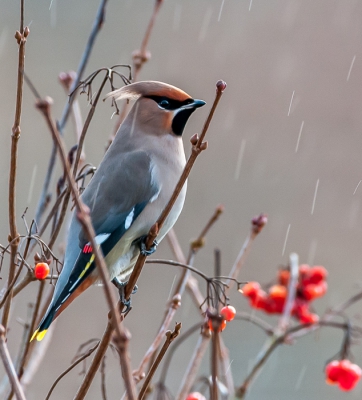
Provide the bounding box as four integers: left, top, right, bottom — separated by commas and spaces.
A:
138, 323, 181, 400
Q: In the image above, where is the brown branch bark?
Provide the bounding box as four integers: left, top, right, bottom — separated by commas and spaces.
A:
176, 324, 211, 400
138, 323, 181, 400
73, 322, 113, 400
2, 0, 29, 331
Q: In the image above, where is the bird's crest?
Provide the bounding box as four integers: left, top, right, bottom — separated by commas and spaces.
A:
104, 81, 191, 103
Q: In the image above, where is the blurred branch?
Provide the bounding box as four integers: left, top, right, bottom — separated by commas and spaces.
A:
2, 0, 29, 331
35, 0, 109, 227
276, 252, 299, 334
0, 325, 26, 400
113, 0, 164, 136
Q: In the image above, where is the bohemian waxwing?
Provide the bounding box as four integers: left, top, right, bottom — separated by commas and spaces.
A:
31, 81, 205, 341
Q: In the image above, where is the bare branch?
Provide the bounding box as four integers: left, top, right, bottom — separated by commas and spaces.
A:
225, 213, 267, 296
276, 252, 299, 334
3, 0, 29, 331
0, 325, 26, 400
138, 323, 181, 400
35, 0, 109, 227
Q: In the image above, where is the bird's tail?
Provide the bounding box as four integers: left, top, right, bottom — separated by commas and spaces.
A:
30, 307, 56, 342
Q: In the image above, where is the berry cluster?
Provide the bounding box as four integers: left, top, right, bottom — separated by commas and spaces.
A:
242, 264, 327, 324
325, 359, 362, 391
208, 305, 236, 333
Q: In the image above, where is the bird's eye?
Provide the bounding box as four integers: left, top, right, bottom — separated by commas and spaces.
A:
159, 99, 170, 109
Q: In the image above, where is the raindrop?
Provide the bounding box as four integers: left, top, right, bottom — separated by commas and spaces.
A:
347, 55, 356, 82
311, 179, 319, 215
167, 275, 177, 300
198, 7, 213, 43
295, 120, 304, 153
288, 90, 295, 116
234, 138, 246, 180
353, 180, 362, 195
282, 224, 291, 256
27, 165, 38, 204
218, 0, 225, 22
295, 365, 307, 390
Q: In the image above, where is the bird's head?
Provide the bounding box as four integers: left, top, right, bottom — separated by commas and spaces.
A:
105, 81, 206, 137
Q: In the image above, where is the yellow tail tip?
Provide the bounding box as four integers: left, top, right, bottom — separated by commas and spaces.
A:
30, 329, 48, 342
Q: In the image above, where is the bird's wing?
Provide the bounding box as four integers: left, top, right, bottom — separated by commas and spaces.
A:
32, 151, 159, 340
57, 150, 160, 302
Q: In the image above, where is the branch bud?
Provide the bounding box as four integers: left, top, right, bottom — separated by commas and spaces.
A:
24, 26, 30, 37
216, 80, 227, 93
251, 213, 268, 235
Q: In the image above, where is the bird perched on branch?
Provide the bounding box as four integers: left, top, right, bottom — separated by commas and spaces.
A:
32, 81, 205, 341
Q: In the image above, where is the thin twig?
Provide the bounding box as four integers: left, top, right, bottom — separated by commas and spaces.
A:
0, 325, 26, 400
3, 0, 29, 331
73, 322, 113, 400
34, 0, 108, 227
176, 323, 211, 400
138, 323, 181, 400
45, 343, 99, 400
225, 214, 267, 296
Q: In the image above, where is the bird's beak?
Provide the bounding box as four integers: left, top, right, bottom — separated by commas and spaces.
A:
182, 99, 206, 110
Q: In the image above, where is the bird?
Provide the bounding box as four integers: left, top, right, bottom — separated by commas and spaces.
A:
31, 81, 206, 341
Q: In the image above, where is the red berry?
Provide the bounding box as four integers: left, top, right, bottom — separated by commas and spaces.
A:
326, 360, 341, 385
250, 291, 268, 310
309, 266, 328, 283
242, 282, 261, 300
299, 264, 310, 277
269, 284, 287, 300
208, 319, 227, 332
278, 269, 290, 286
302, 281, 327, 301
220, 305, 236, 321
34, 262, 50, 280
186, 393, 207, 400
338, 360, 362, 391
299, 311, 319, 325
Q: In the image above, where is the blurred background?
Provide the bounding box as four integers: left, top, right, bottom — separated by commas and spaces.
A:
1, 0, 362, 398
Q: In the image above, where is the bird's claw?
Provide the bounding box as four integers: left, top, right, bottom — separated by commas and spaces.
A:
111, 278, 137, 313
136, 235, 158, 256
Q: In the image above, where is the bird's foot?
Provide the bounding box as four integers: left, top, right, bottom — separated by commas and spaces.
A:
112, 278, 138, 313
134, 235, 158, 256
